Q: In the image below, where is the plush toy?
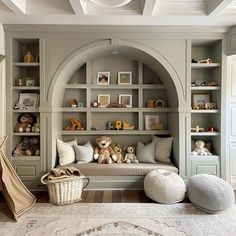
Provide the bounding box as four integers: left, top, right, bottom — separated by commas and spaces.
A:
12, 137, 31, 156
94, 136, 117, 164
31, 116, 40, 132
14, 113, 36, 132
65, 117, 84, 131
191, 140, 212, 156
25, 137, 40, 156
112, 143, 124, 164
124, 146, 139, 164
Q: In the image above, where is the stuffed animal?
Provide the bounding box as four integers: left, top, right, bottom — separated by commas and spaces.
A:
112, 143, 124, 164
124, 146, 139, 164
12, 137, 31, 156
14, 113, 36, 132
25, 137, 40, 156
31, 116, 40, 132
94, 136, 117, 164
191, 140, 212, 156
65, 117, 84, 131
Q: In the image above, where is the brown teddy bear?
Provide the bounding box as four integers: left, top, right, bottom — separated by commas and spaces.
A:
14, 113, 36, 132
94, 136, 117, 164
112, 143, 124, 163
25, 137, 40, 156
65, 117, 83, 131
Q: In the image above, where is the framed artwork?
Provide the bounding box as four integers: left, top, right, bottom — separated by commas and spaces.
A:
192, 93, 211, 109
145, 115, 159, 130
118, 71, 132, 85
18, 93, 38, 109
97, 72, 110, 85
119, 94, 132, 108
25, 79, 35, 86
98, 94, 110, 107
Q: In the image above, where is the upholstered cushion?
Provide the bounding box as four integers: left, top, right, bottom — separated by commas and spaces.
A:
136, 141, 156, 163
57, 138, 77, 166
187, 174, 235, 213
73, 141, 94, 164
62, 162, 178, 176
152, 136, 173, 163
144, 169, 186, 204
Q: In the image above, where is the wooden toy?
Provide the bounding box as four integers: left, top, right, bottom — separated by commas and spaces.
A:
191, 125, 204, 132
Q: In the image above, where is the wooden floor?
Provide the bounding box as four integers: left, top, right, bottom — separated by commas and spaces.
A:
34, 190, 156, 203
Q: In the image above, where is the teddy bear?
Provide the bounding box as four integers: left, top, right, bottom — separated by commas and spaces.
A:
94, 136, 117, 164
191, 140, 212, 156
124, 146, 139, 164
14, 113, 36, 132
112, 143, 124, 164
12, 137, 31, 156
65, 117, 84, 131
25, 137, 40, 156
31, 116, 40, 132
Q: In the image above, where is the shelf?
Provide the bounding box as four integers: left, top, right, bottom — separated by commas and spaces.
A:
13, 132, 40, 136
191, 132, 219, 136
191, 86, 220, 91
58, 107, 88, 112
190, 155, 220, 160
13, 86, 40, 90
65, 84, 165, 90
13, 62, 40, 67
61, 130, 171, 136
12, 156, 41, 161
191, 109, 219, 113
13, 109, 39, 113
191, 63, 220, 69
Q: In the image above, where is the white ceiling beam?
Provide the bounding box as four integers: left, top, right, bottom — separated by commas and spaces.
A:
69, 0, 86, 15
142, 0, 158, 16
1, 0, 26, 14
207, 0, 234, 16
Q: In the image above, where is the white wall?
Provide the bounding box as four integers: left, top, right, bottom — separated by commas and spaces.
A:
0, 23, 5, 143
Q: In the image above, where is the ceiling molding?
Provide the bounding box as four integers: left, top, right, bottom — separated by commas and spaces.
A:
69, 0, 86, 15
207, 0, 234, 16
1, 0, 26, 14
142, 0, 158, 16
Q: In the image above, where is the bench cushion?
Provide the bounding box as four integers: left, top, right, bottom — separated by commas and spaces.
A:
62, 162, 178, 176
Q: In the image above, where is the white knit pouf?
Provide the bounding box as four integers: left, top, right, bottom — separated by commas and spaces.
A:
144, 169, 186, 204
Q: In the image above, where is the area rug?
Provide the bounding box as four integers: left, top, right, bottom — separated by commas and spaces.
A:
0, 202, 236, 235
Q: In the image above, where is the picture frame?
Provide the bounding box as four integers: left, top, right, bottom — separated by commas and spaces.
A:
118, 71, 132, 85
192, 93, 211, 109
119, 94, 132, 108
18, 93, 39, 109
97, 72, 110, 85
145, 115, 159, 130
98, 94, 110, 107
25, 79, 35, 87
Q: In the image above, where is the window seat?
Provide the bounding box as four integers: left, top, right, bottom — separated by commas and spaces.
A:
60, 162, 178, 189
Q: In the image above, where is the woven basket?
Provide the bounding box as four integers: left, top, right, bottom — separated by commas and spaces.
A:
41, 174, 89, 206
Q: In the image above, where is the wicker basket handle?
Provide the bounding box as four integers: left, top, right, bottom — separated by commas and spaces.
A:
82, 176, 90, 190
40, 173, 51, 184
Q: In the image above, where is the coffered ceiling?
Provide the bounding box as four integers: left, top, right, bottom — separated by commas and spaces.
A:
0, 0, 236, 26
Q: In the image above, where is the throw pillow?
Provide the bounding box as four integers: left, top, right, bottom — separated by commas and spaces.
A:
136, 141, 156, 163
152, 136, 173, 163
73, 141, 94, 164
57, 138, 77, 166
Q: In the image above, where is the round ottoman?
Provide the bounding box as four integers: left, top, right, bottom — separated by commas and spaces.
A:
187, 174, 235, 213
144, 169, 186, 204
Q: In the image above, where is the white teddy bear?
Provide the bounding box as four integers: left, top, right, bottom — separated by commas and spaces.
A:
124, 146, 139, 164
191, 140, 212, 156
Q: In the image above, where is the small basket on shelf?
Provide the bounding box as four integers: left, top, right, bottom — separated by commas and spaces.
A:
41, 172, 90, 206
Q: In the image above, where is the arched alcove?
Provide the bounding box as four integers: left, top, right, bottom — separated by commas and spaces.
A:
48, 41, 183, 169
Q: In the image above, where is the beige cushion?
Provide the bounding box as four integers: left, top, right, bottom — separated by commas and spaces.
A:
62, 162, 178, 176
136, 141, 156, 163
57, 138, 77, 166
73, 141, 94, 164
152, 136, 173, 163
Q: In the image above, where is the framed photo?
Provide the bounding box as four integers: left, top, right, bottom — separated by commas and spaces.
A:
97, 72, 110, 85
119, 94, 132, 108
192, 93, 211, 109
25, 79, 35, 87
145, 115, 159, 130
18, 93, 38, 109
118, 71, 132, 85
98, 94, 110, 107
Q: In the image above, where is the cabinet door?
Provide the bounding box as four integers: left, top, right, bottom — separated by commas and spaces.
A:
191, 159, 220, 176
